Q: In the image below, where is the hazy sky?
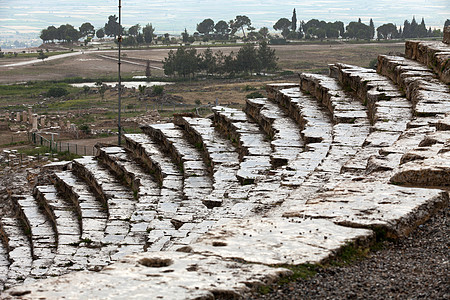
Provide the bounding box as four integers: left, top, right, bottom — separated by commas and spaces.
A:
1, 0, 449, 37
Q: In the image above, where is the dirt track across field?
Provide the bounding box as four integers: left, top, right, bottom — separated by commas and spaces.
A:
0, 43, 404, 84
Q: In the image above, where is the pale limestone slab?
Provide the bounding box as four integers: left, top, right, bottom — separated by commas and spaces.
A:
4, 252, 291, 300
283, 181, 448, 237
190, 217, 372, 265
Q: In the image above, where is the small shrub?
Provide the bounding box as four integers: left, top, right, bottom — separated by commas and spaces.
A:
152, 85, 164, 96
246, 91, 264, 99
46, 87, 69, 97
243, 85, 257, 91
195, 99, 202, 106
79, 124, 91, 134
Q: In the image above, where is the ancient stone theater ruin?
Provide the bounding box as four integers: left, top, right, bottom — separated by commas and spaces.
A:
1, 35, 449, 298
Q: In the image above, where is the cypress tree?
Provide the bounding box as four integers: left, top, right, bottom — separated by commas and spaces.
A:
292, 9, 297, 32
369, 18, 375, 39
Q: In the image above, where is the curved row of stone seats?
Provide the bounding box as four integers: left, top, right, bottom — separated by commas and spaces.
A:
212, 106, 272, 184
377, 55, 450, 117
96, 146, 160, 200
10, 195, 57, 278
329, 63, 415, 173
245, 98, 305, 168
299, 73, 371, 175
141, 123, 213, 207
405, 40, 450, 84
266, 85, 332, 186
72, 157, 145, 254
33, 185, 80, 248
96, 146, 202, 251
52, 170, 107, 243
123, 133, 203, 251
330, 63, 410, 127
124, 133, 183, 190
33, 184, 114, 275
0, 217, 32, 289
268, 84, 332, 144
175, 116, 241, 208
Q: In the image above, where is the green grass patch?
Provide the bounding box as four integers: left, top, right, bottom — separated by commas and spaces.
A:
47, 98, 93, 110
18, 146, 82, 161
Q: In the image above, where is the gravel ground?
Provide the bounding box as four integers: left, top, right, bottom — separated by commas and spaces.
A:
246, 207, 449, 300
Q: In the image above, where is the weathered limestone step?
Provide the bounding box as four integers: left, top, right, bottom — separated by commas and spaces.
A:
142, 123, 213, 205
378, 55, 450, 116
190, 216, 373, 265
11, 194, 56, 278
4, 252, 291, 299
33, 185, 81, 248
0, 217, 32, 289
97, 146, 160, 199
212, 106, 272, 184
299, 73, 369, 124
390, 119, 450, 187
177, 116, 241, 199
269, 85, 333, 143
365, 125, 435, 174
331, 63, 411, 129
124, 133, 183, 190
284, 181, 448, 238
329, 63, 414, 173
266, 85, 333, 186
53, 170, 107, 242
245, 98, 304, 167
299, 73, 372, 176
405, 40, 450, 84
72, 157, 141, 247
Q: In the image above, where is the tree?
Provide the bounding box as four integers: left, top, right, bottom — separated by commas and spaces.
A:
197, 18, 215, 36
292, 9, 297, 32
143, 24, 155, 43
57, 24, 79, 42
345, 21, 372, 40
273, 18, 292, 38
236, 43, 258, 74
230, 15, 252, 38
214, 20, 230, 39
403, 20, 411, 38
369, 19, 375, 39
417, 18, 427, 38
257, 41, 277, 73
410, 16, 418, 37
128, 24, 141, 37
163, 46, 200, 78
377, 23, 398, 39
182, 28, 189, 43
96, 28, 105, 39
259, 27, 269, 41
199, 47, 216, 75
79, 22, 95, 38
104, 15, 122, 38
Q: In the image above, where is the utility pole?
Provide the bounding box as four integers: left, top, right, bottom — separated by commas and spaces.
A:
118, 0, 122, 145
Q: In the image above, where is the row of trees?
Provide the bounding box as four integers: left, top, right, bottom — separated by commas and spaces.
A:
40, 13, 449, 44
163, 42, 277, 78
377, 18, 449, 40
272, 11, 446, 40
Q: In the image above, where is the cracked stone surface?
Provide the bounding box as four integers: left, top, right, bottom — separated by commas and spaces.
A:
190, 217, 373, 265
3, 252, 291, 300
